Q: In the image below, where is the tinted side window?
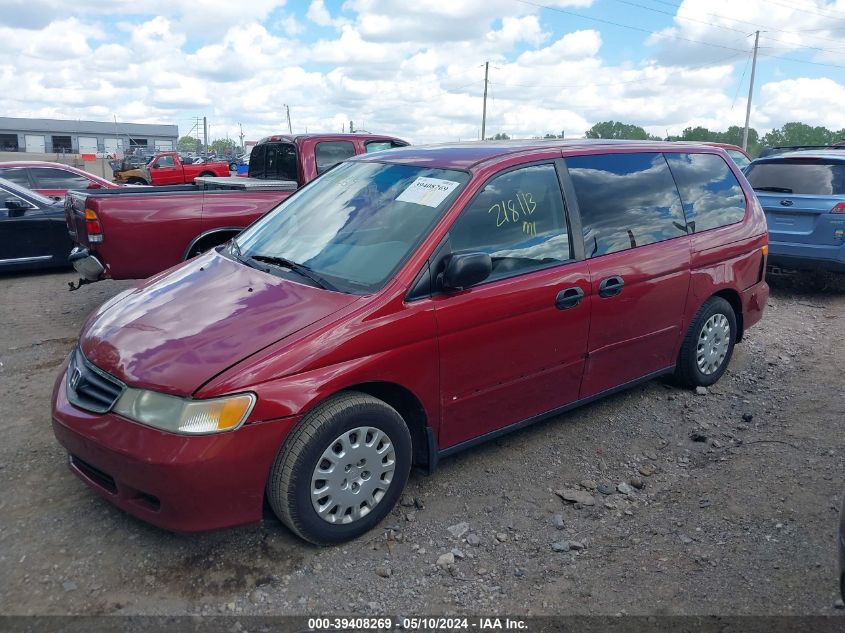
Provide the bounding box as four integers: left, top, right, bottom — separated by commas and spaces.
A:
266, 143, 298, 181
366, 141, 405, 153
248, 145, 266, 178
449, 163, 571, 281
665, 153, 746, 232
30, 167, 90, 190
0, 168, 33, 188
725, 149, 750, 170
566, 153, 687, 258
316, 141, 356, 174
745, 160, 845, 195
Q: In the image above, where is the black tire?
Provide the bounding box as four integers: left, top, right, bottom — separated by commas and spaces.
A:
127, 177, 148, 185
199, 171, 214, 177
267, 391, 412, 545
675, 296, 737, 388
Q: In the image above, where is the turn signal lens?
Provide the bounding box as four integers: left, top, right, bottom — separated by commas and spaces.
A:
831, 203, 845, 214
762, 245, 769, 256
113, 390, 256, 434
84, 208, 103, 242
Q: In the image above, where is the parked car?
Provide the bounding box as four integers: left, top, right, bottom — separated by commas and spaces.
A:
0, 178, 72, 272
704, 143, 752, 170
51, 140, 768, 541
745, 150, 845, 273
112, 152, 230, 186
758, 142, 845, 158
0, 161, 117, 200
67, 133, 409, 282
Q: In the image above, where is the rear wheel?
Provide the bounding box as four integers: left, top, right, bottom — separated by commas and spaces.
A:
266, 392, 412, 545
199, 171, 214, 178
675, 296, 737, 388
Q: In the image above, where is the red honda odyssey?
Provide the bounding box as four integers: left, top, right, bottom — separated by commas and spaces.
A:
52, 140, 769, 543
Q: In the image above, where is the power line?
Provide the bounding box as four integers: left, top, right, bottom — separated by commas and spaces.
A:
487, 51, 744, 89
628, 0, 845, 54
514, 0, 751, 53
517, 0, 845, 70
648, 0, 845, 47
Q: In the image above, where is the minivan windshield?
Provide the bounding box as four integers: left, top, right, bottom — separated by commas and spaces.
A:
233, 161, 470, 293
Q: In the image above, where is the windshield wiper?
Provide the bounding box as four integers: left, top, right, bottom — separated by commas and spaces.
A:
753, 186, 793, 193
248, 254, 338, 291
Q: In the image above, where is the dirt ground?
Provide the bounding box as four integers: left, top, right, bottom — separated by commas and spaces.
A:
1, 269, 843, 617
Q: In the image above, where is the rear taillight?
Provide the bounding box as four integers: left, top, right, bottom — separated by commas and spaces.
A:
84, 208, 103, 242
831, 203, 845, 214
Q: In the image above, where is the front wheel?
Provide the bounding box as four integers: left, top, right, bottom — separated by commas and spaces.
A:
266, 392, 412, 545
675, 296, 737, 388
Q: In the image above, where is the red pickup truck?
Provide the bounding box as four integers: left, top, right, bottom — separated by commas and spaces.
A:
67, 134, 408, 282
114, 152, 231, 186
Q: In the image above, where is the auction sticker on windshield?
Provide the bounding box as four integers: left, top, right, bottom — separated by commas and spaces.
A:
396, 176, 461, 207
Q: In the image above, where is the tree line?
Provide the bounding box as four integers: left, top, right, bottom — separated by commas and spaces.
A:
583, 121, 845, 157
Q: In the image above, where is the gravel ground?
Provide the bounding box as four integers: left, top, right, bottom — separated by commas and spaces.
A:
0, 269, 844, 616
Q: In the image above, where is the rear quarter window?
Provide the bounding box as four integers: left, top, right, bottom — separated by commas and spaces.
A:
745, 160, 845, 195
0, 168, 32, 188
315, 141, 356, 174
566, 152, 687, 258
665, 153, 747, 232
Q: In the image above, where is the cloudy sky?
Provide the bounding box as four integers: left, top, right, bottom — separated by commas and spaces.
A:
0, 0, 843, 144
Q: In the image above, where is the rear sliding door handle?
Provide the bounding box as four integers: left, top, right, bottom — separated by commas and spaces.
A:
598, 275, 624, 298
555, 286, 585, 310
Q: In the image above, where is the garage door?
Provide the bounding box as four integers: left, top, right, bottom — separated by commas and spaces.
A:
78, 137, 98, 154
103, 138, 123, 157
25, 135, 45, 153
155, 140, 173, 151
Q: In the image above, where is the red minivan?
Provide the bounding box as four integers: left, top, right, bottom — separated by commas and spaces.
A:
51, 140, 769, 543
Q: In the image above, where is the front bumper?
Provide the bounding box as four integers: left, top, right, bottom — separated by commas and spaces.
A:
69, 247, 106, 281
51, 361, 300, 532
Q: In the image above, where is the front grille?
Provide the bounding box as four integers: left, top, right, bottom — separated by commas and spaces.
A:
66, 347, 124, 414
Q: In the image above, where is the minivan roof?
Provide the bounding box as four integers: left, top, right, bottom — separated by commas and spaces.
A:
356, 139, 728, 171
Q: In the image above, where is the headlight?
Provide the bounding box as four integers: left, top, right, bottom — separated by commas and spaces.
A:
113, 389, 255, 435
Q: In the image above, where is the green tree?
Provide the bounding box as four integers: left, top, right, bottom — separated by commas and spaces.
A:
761, 122, 836, 147
210, 138, 238, 155
585, 121, 658, 140
488, 132, 511, 140
177, 135, 199, 152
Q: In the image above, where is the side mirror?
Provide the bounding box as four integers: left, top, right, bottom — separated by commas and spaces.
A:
441, 252, 492, 290
5, 198, 28, 217
151, 164, 160, 168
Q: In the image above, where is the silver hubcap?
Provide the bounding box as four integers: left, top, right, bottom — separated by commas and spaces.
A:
696, 313, 731, 375
311, 426, 396, 524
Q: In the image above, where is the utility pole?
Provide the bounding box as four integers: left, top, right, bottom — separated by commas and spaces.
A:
284, 105, 292, 134
203, 116, 208, 158
238, 123, 245, 150
481, 61, 489, 141
350, 120, 355, 133
742, 30, 760, 152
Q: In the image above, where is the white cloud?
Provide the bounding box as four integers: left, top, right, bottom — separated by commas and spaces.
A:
0, 0, 843, 146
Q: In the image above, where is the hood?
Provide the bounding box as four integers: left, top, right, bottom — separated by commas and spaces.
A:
80, 251, 360, 396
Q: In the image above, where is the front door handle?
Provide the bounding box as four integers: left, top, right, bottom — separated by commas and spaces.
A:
555, 286, 585, 310
598, 275, 624, 298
